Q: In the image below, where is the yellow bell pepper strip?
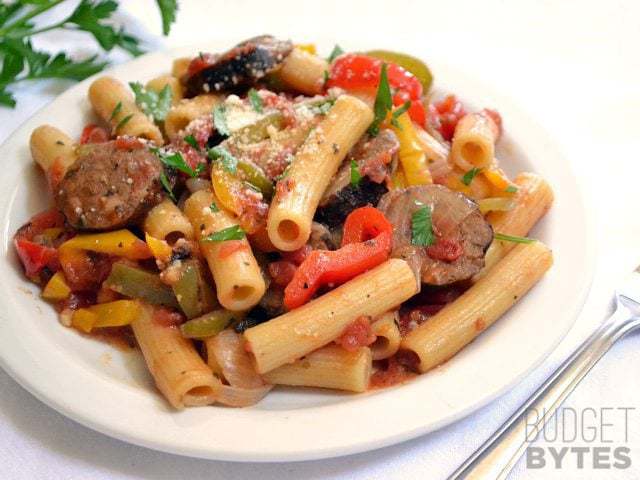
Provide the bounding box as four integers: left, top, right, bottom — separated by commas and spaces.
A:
478, 197, 516, 215
172, 259, 218, 319
42, 271, 71, 300
237, 160, 274, 199
145, 233, 172, 263
296, 43, 316, 55
390, 112, 432, 186
482, 168, 518, 197
72, 300, 141, 333
179, 309, 237, 339
59, 230, 151, 260
211, 164, 245, 216
391, 166, 407, 189
104, 262, 179, 309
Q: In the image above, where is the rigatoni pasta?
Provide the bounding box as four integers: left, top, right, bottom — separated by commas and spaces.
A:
13, 35, 555, 410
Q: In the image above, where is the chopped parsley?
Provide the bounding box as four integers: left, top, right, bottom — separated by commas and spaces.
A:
109, 101, 123, 121
115, 113, 133, 132
151, 148, 204, 178
208, 146, 238, 174
505, 185, 518, 193
310, 98, 335, 115
327, 44, 345, 63
323, 70, 330, 86
390, 101, 412, 129
210, 202, 219, 212
129, 82, 172, 122
159, 171, 176, 202
212, 104, 230, 136
350, 159, 362, 187
202, 225, 246, 242
411, 205, 434, 246
462, 167, 482, 186
248, 88, 263, 113
183, 134, 200, 151
494, 233, 534, 244
368, 63, 392, 136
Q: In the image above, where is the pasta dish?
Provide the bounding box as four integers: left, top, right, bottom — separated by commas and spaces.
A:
13, 36, 554, 409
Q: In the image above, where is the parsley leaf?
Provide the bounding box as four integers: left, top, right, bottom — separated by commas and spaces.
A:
494, 233, 534, 244
323, 70, 329, 86
350, 159, 362, 187
462, 167, 482, 186
208, 146, 237, 174
368, 63, 392, 136
202, 225, 246, 242
109, 100, 122, 121
390, 101, 411, 129
212, 103, 230, 136
411, 205, 434, 246
155, 0, 178, 35
505, 185, 518, 193
152, 148, 204, 178
327, 44, 344, 63
129, 81, 172, 122
210, 202, 219, 213
183, 134, 200, 151
309, 98, 335, 115
248, 88, 263, 113
115, 113, 133, 131
159, 171, 176, 202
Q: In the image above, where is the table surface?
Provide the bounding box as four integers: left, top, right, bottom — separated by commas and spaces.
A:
1, 1, 639, 478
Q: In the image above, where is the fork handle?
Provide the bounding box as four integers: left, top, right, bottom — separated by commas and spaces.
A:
448, 302, 637, 480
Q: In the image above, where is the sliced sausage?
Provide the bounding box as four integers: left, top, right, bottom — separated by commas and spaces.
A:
185, 35, 293, 96
377, 184, 493, 285
55, 140, 166, 230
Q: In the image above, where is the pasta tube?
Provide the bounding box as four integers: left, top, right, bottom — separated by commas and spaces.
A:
450, 112, 499, 170
184, 189, 265, 311
401, 241, 553, 372
267, 94, 373, 251
143, 198, 194, 243
88, 76, 164, 144
477, 172, 554, 276
278, 48, 328, 95
146, 75, 184, 104
244, 258, 418, 374
263, 345, 372, 393
131, 304, 219, 408
370, 311, 401, 360
164, 94, 220, 139
30, 125, 77, 186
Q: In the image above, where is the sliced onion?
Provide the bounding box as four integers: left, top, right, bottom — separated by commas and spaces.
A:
478, 197, 516, 215
215, 379, 272, 407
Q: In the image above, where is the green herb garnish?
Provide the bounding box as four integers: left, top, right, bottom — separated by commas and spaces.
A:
327, 44, 344, 63
411, 205, 434, 246
390, 101, 411, 129
350, 159, 362, 187
155, 0, 178, 35
505, 185, 518, 193
212, 103, 230, 136
159, 171, 175, 202
152, 148, 204, 178
323, 70, 329, 86
208, 146, 237, 174
183, 134, 200, 151
129, 82, 172, 121
462, 167, 482, 186
368, 63, 392, 136
248, 88, 263, 113
202, 225, 246, 242
109, 101, 123, 121
115, 113, 133, 132
210, 202, 219, 212
310, 98, 335, 115
494, 233, 534, 244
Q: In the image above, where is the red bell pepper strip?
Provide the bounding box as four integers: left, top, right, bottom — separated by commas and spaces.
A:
283, 207, 393, 310
326, 54, 426, 126
13, 209, 66, 279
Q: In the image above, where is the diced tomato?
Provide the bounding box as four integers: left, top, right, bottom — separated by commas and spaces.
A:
281, 244, 311, 266
114, 136, 144, 150
426, 238, 464, 262
14, 209, 67, 280
327, 54, 425, 125
187, 53, 217, 78
268, 260, 297, 287
431, 95, 467, 141
80, 124, 109, 144
370, 355, 415, 388
335, 316, 375, 352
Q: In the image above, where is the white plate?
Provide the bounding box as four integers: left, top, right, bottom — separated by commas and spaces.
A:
0, 40, 593, 462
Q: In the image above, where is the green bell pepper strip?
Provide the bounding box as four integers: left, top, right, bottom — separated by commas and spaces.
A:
365, 50, 433, 92
172, 259, 217, 319
104, 262, 179, 309
179, 309, 238, 339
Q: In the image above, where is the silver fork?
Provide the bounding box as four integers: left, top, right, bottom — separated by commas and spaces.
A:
449, 267, 640, 479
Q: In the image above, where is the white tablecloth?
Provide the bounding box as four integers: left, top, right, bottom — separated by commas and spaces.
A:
1, 1, 639, 478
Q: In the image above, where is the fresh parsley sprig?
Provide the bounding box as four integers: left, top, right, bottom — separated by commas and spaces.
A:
411, 205, 435, 247
208, 146, 238, 174
151, 147, 205, 178
0, 0, 178, 108
202, 225, 246, 242
248, 88, 263, 113
129, 82, 173, 122
494, 233, 534, 244
461, 167, 482, 186
368, 63, 392, 136
350, 159, 362, 187
390, 100, 411, 129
